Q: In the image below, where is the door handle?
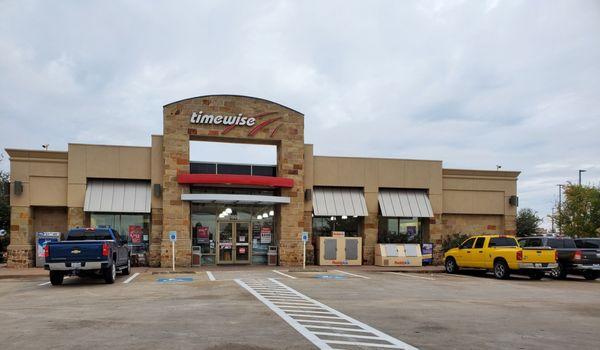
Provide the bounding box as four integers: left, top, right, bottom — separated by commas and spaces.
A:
478, 251, 483, 253
466, 251, 471, 254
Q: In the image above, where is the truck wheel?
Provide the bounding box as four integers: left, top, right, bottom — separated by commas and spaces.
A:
529, 271, 545, 280
49, 271, 64, 286
582, 271, 599, 280
445, 257, 459, 274
103, 264, 116, 284
549, 262, 567, 279
122, 258, 131, 276
493, 260, 510, 279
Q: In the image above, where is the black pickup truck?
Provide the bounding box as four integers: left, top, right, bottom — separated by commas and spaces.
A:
518, 236, 600, 280
44, 228, 131, 285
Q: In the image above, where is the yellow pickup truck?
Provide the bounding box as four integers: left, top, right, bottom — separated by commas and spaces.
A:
444, 235, 558, 279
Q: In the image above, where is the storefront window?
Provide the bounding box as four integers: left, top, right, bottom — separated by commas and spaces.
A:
190, 203, 275, 265
312, 216, 362, 238
90, 213, 150, 263
378, 217, 423, 244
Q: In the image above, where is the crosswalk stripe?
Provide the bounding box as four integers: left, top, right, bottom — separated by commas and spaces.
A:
235, 278, 418, 350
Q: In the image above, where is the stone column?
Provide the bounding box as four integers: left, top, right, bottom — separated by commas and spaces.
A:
149, 208, 163, 267
504, 214, 516, 235
362, 215, 379, 265
7, 206, 34, 268
277, 139, 305, 267
67, 207, 84, 228
429, 214, 445, 264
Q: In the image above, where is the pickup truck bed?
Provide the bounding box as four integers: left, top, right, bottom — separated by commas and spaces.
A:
45, 228, 131, 285
519, 237, 600, 280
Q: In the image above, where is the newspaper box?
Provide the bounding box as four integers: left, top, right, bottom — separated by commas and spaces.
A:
374, 243, 423, 267
318, 236, 362, 266
36, 232, 61, 267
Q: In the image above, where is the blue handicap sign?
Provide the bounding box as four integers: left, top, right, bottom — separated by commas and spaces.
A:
156, 277, 193, 283
314, 274, 346, 280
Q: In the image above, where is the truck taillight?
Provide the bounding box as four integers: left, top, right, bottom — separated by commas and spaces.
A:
574, 250, 582, 261
102, 242, 109, 257
516, 251, 523, 261
44, 244, 49, 258
555, 250, 559, 262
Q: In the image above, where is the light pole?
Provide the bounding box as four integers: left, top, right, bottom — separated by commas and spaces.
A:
557, 184, 564, 234
578, 169, 586, 186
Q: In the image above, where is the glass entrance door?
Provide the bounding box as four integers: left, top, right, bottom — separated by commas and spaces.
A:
218, 222, 233, 263
235, 222, 250, 263
217, 222, 251, 264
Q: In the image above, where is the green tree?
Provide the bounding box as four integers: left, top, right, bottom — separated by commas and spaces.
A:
557, 184, 600, 237
516, 208, 542, 237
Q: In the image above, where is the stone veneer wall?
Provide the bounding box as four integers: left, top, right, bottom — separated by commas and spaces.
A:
67, 207, 84, 228
149, 209, 163, 267
7, 206, 34, 268
362, 215, 379, 265
161, 95, 305, 267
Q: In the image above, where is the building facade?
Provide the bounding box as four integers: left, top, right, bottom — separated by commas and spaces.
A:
5, 95, 520, 268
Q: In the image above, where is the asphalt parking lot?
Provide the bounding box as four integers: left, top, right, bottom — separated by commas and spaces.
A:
0, 268, 598, 350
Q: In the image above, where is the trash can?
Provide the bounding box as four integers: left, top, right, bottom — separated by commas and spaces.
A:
268, 246, 278, 266
192, 246, 201, 267
36, 232, 61, 267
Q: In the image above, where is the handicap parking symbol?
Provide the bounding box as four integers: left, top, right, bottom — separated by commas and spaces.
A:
156, 277, 193, 283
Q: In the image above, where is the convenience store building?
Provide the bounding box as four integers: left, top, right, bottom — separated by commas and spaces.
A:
5, 95, 520, 268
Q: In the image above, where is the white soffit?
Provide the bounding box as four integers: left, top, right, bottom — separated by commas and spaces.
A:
312, 187, 368, 217
378, 189, 433, 218
181, 193, 290, 204
84, 180, 151, 213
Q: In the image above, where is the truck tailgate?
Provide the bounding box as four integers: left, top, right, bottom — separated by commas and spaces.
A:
578, 249, 600, 265
48, 241, 106, 262
522, 247, 556, 264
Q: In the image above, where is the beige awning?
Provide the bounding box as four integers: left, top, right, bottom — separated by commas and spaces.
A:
378, 189, 433, 218
312, 187, 368, 217
84, 180, 151, 213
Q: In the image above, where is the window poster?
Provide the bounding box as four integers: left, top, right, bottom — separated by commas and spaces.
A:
260, 227, 272, 244
128, 225, 143, 244
197, 226, 210, 243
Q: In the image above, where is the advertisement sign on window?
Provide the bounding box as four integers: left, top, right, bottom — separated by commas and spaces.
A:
128, 225, 143, 244
197, 226, 210, 243
260, 227, 272, 244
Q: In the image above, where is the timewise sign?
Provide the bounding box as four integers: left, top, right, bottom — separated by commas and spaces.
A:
189, 110, 283, 137
190, 111, 256, 127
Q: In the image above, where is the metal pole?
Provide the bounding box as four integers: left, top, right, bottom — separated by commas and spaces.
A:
303, 241, 306, 270
172, 240, 175, 272
557, 184, 563, 234
578, 169, 586, 186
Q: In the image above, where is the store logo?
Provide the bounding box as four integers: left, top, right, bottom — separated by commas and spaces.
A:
190, 112, 256, 127
190, 111, 283, 137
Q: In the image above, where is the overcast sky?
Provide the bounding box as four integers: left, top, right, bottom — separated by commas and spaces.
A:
1, 0, 599, 228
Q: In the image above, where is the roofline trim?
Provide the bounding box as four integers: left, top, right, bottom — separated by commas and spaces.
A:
163, 94, 304, 116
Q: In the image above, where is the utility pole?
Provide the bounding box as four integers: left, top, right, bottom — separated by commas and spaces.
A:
557, 184, 564, 234
578, 169, 586, 186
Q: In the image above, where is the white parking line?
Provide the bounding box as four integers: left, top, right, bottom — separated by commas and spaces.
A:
393, 272, 436, 281
333, 269, 370, 279
123, 272, 140, 284
206, 271, 216, 281
38, 281, 51, 286
272, 270, 297, 279
236, 278, 418, 350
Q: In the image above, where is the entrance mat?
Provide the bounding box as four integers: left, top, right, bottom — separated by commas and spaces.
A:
156, 277, 194, 283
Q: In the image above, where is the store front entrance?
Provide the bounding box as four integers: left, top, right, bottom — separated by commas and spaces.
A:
217, 221, 251, 264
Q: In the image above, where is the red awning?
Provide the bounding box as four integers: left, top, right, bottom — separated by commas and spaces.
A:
177, 173, 294, 188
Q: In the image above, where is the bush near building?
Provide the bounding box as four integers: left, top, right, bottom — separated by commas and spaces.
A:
557, 184, 600, 237
516, 208, 542, 237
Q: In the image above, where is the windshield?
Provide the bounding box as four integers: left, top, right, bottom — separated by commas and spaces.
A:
66, 229, 114, 241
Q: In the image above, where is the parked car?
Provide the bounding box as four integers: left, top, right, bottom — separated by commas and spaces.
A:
44, 227, 131, 285
444, 235, 557, 279
519, 236, 600, 280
